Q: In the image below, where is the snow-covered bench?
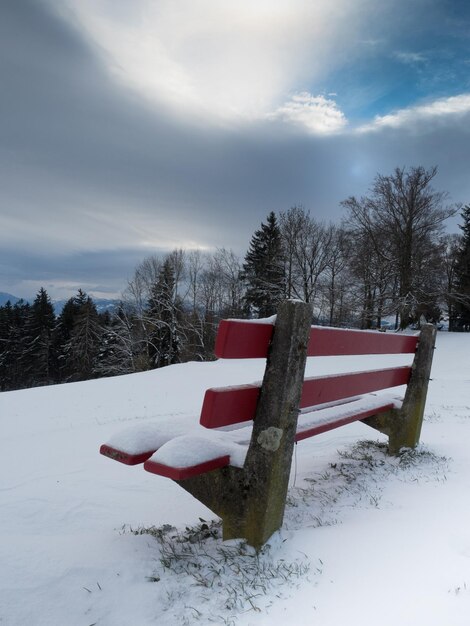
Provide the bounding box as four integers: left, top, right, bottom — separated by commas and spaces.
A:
100, 300, 436, 548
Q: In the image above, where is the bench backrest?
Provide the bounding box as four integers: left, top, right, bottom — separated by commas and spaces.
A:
215, 319, 418, 358
200, 320, 418, 429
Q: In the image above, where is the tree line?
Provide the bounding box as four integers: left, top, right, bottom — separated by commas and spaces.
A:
1, 165, 469, 392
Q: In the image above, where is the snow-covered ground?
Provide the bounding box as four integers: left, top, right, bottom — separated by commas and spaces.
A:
1, 332, 469, 625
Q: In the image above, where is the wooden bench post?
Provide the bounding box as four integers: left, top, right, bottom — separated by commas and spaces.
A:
236, 299, 312, 547
362, 323, 436, 455
388, 323, 436, 454
174, 300, 312, 548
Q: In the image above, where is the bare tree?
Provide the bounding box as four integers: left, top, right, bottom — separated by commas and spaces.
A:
343, 225, 394, 328
320, 225, 353, 326
123, 255, 162, 317
342, 166, 456, 328
211, 248, 244, 317
279, 205, 306, 299
187, 249, 205, 314
279, 206, 332, 305
168, 248, 186, 301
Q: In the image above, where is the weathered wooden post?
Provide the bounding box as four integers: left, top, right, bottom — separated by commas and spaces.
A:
362, 323, 436, 455
238, 299, 312, 547
387, 323, 436, 454
175, 299, 312, 548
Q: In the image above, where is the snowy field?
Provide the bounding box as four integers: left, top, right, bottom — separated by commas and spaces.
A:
1, 332, 470, 625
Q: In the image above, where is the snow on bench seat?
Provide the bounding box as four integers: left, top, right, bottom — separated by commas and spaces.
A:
143, 435, 241, 480
144, 394, 401, 480
143, 394, 402, 480
100, 414, 253, 466
295, 393, 400, 441
102, 389, 403, 478
99, 417, 202, 465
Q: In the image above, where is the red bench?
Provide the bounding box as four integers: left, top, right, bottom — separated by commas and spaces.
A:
100, 300, 436, 548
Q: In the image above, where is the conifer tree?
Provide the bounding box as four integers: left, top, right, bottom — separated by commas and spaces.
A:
242, 211, 285, 317
20, 288, 55, 387
8, 300, 31, 388
67, 294, 102, 380
147, 256, 182, 368
454, 205, 470, 330
52, 290, 87, 381
0, 301, 15, 390
52, 290, 101, 381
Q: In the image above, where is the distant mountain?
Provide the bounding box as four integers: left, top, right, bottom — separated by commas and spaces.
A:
0, 292, 120, 315
0, 292, 21, 306
53, 298, 120, 315
93, 299, 120, 315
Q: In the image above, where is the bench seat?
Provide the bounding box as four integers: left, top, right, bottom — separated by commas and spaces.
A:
100, 415, 253, 467
101, 390, 401, 478
143, 435, 235, 480
295, 393, 397, 441
100, 418, 200, 465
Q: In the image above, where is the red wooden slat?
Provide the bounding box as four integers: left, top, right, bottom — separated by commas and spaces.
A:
144, 455, 230, 480
200, 367, 411, 428
100, 444, 155, 465
308, 327, 418, 356
300, 367, 411, 408
200, 384, 260, 428
295, 403, 394, 442
215, 319, 274, 358
214, 319, 418, 359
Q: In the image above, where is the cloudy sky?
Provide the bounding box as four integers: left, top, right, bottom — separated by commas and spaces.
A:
1, 0, 470, 300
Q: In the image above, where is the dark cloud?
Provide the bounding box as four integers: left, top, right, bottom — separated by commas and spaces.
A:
0, 247, 144, 297
0, 1, 469, 301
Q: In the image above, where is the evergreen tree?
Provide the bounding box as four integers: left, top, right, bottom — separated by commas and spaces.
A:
147, 257, 182, 368
8, 300, 31, 388
242, 211, 285, 317
454, 205, 470, 331
52, 290, 88, 382
52, 290, 102, 381
19, 288, 55, 387
0, 301, 16, 390
67, 295, 102, 380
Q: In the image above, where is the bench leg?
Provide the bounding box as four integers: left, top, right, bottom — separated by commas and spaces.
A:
240, 300, 311, 548
175, 466, 248, 540
175, 300, 312, 549
388, 324, 436, 453
362, 324, 436, 455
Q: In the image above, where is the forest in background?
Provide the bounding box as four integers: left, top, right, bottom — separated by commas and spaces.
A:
1, 166, 469, 392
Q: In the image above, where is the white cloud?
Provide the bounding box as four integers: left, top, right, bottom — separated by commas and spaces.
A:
267, 92, 347, 134
357, 93, 470, 133
394, 51, 427, 64
63, 0, 372, 125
